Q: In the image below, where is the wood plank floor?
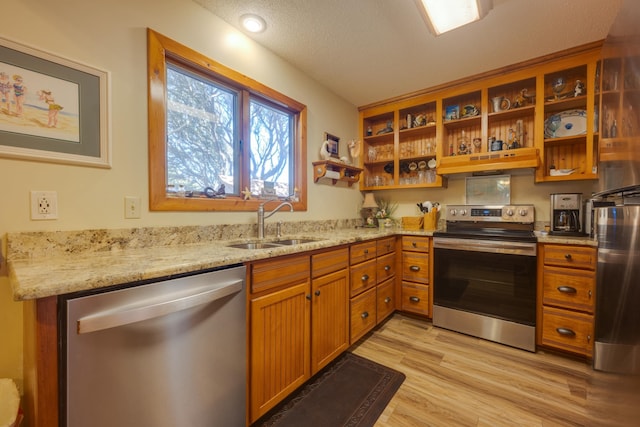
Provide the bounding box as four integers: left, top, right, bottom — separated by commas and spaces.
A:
349, 314, 639, 427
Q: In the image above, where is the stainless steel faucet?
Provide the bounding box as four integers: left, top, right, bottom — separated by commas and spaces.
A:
257, 200, 293, 239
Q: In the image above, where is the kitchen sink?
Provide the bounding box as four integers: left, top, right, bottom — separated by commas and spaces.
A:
227, 238, 323, 249
227, 242, 283, 250
273, 238, 322, 245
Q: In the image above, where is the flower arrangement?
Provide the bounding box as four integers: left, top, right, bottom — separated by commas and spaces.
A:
375, 197, 397, 220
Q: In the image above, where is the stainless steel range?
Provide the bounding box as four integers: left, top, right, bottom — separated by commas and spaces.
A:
432, 205, 537, 352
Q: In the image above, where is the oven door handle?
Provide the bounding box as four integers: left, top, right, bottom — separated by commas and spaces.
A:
433, 237, 537, 256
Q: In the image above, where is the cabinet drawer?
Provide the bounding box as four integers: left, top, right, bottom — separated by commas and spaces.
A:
401, 236, 430, 253
312, 247, 348, 278
251, 255, 310, 294
350, 287, 377, 343
350, 241, 377, 265
376, 277, 396, 323
402, 252, 428, 284
376, 252, 396, 284
377, 237, 396, 257
541, 306, 594, 357
350, 259, 377, 297
401, 282, 429, 316
543, 244, 596, 270
543, 266, 595, 313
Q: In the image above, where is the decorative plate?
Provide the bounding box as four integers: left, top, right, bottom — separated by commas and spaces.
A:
461, 104, 479, 118
544, 109, 587, 138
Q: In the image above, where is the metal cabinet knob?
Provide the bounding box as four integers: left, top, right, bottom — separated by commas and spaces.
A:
306, 294, 311, 300
364, 249, 369, 254
384, 297, 391, 304
384, 265, 391, 271
361, 274, 369, 282
361, 311, 369, 319
412, 242, 417, 248
315, 290, 321, 296
409, 265, 420, 272
564, 253, 572, 260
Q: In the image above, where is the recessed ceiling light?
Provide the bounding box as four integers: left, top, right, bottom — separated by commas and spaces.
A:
240, 14, 266, 33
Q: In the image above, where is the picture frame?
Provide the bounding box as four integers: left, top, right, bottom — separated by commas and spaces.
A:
324, 132, 340, 159
0, 36, 111, 168
444, 105, 459, 121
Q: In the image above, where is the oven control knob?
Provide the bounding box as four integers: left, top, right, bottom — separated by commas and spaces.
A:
460, 209, 467, 216
519, 209, 528, 217
506, 209, 514, 216
449, 209, 457, 216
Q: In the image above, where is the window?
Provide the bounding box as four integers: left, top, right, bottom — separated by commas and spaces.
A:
147, 29, 307, 211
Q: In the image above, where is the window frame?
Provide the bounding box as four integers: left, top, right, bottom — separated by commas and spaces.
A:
147, 29, 307, 212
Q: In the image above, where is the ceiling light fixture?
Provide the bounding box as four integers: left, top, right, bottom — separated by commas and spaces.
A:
240, 14, 267, 33
416, 0, 492, 36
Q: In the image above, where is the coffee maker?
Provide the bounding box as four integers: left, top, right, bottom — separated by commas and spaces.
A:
550, 193, 584, 235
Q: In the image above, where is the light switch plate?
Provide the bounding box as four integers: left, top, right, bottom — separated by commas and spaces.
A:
124, 196, 141, 219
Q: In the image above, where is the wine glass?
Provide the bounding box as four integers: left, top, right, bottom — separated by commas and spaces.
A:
552, 77, 566, 100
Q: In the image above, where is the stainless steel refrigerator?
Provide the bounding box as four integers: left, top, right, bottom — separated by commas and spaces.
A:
592, 0, 640, 374
594, 204, 640, 373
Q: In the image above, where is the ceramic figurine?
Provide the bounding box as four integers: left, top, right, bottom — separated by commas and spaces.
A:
574, 80, 585, 97
320, 140, 332, 160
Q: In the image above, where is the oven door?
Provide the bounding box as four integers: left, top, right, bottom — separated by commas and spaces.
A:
433, 237, 537, 351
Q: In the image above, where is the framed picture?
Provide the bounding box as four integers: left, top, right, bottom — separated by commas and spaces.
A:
324, 132, 340, 159
0, 36, 111, 168
444, 105, 459, 121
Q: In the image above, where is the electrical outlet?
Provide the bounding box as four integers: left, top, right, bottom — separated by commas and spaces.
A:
30, 191, 58, 220
124, 196, 141, 219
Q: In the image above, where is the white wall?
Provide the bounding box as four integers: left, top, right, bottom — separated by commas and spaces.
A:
0, 0, 361, 390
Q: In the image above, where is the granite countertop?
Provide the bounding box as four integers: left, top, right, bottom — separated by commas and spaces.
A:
8, 227, 429, 301
7, 223, 596, 301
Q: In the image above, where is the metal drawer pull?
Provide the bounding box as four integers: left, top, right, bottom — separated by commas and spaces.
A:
384, 297, 391, 303
564, 253, 572, 260
361, 274, 369, 282
364, 249, 369, 254
384, 265, 391, 271
409, 296, 421, 303
306, 294, 312, 300
315, 290, 321, 296
557, 286, 577, 294
556, 327, 576, 337
361, 311, 369, 319
409, 265, 420, 272
412, 242, 417, 247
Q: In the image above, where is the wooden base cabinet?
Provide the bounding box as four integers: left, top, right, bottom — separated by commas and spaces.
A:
400, 236, 432, 316
349, 237, 397, 344
249, 249, 349, 423
538, 243, 596, 357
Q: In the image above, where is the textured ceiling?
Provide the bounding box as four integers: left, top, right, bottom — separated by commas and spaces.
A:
193, 0, 623, 107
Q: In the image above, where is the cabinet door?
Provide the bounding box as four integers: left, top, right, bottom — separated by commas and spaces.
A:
350, 258, 377, 297
311, 268, 349, 375
350, 287, 377, 344
377, 251, 396, 284
250, 281, 311, 422
376, 277, 396, 323
402, 251, 429, 284
543, 265, 595, 313
541, 306, 594, 357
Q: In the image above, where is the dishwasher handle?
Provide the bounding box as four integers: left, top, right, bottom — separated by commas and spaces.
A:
77, 279, 243, 334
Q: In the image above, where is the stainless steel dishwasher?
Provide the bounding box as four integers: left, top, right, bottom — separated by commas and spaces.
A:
61, 265, 246, 427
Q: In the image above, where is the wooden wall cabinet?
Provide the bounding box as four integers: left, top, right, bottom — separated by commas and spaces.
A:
359, 43, 603, 186
537, 243, 597, 357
